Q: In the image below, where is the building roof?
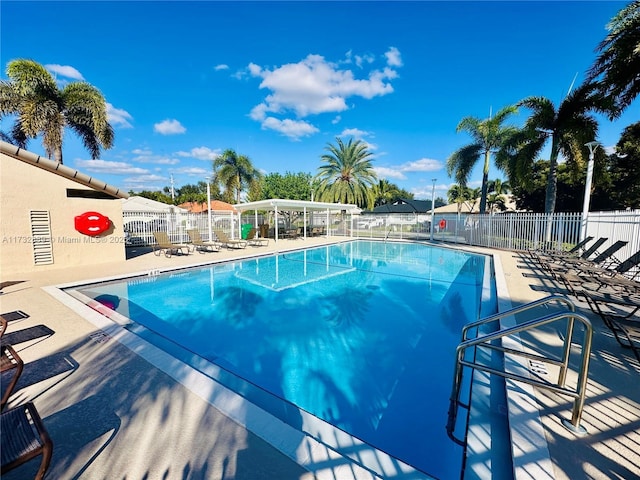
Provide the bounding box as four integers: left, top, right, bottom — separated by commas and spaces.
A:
234, 199, 361, 214
0, 141, 128, 199
369, 198, 433, 214
122, 196, 187, 212
179, 200, 237, 213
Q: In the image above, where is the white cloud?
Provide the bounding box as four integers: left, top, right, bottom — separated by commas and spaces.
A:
131, 148, 153, 155
154, 119, 186, 135
75, 159, 149, 175
45, 64, 84, 80
176, 146, 221, 160
171, 166, 209, 176
107, 103, 133, 128
246, 49, 402, 139
261, 117, 319, 139
385, 47, 403, 67
332, 115, 342, 124
340, 128, 371, 138
124, 174, 166, 183
374, 166, 407, 180
374, 157, 444, 181
134, 155, 180, 165
398, 158, 443, 172
214, 64, 229, 71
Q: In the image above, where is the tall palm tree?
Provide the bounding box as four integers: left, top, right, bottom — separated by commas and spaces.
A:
496, 82, 606, 218
213, 149, 261, 204
315, 137, 377, 209
447, 105, 518, 214
0, 59, 113, 164
587, 1, 640, 118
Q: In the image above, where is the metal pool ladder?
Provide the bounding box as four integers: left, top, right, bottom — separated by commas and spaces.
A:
446, 295, 593, 446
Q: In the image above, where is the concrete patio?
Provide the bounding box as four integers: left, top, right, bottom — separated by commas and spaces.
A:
1, 237, 638, 479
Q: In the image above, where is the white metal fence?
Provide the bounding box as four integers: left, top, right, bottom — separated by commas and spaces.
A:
352, 210, 640, 259
124, 208, 640, 265
123, 211, 239, 246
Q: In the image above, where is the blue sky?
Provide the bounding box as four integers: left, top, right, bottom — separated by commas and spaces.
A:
1, 1, 636, 201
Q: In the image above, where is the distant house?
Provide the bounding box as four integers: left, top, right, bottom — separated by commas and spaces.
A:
1, 141, 128, 276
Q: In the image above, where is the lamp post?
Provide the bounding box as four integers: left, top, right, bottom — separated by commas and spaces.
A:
205, 177, 213, 242
430, 178, 437, 241
581, 142, 599, 242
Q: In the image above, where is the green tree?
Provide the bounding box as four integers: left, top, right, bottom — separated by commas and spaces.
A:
607, 121, 640, 209
510, 160, 590, 212
315, 137, 378, 209
370, 179, 412, 207
447, 183, 476, 214
447, 105, 518, 214
486, 179, 511, 212
213, 149, 262, 204
131, 190, 174, 204
0, 59, 113, 164
497, 83, 606, 219
587, 1, 640, 118
258, 172, 313, 200
175, 181, 210, 205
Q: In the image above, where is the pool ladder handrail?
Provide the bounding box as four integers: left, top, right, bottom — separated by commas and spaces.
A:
446, 294, 593, 446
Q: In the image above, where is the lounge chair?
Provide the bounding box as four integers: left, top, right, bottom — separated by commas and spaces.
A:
284, 228, 300, 240
213, 229, 247, 249
557, 248, 640, 297
1, 402, 53, 480
537, 237, 608, 270
245, 227, 269, 247
186, 229, 220, 253
581, 291, 640, 362
529, 236, 594, 261
152, 232, 190, 257
543, 239, 626, 279
1, 344, 24, 410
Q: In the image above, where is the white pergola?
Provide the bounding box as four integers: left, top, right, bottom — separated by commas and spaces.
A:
233, 199, 361, 241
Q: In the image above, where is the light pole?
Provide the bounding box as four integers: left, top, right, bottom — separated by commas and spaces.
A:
430, 178, 437, 241
205, 177, 213, 242
581, 142, 599, 242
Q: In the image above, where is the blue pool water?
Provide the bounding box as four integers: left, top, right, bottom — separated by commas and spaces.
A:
73, 240, 497, 479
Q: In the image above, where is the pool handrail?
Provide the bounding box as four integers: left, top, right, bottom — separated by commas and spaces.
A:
447, 295, 593, 445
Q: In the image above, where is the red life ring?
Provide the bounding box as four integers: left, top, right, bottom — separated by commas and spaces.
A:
75, 211, 111, 236
439, 219, 447, 230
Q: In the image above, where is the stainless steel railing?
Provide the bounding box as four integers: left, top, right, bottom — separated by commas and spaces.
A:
447, 295, 593, 445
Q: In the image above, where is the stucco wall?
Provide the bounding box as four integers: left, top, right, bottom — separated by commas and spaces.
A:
1, 152, 125, 277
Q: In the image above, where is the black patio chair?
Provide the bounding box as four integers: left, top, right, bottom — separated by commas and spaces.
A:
0, 402, 53, 480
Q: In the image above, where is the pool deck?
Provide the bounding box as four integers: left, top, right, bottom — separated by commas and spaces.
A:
1, 237, 638, 479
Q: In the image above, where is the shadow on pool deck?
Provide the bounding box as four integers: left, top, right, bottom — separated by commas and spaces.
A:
504, 251, 640, 480
0, 240, 638, 479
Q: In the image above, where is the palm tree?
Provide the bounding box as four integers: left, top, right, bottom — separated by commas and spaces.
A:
587, 1, 640, 118
315, 137, 377, 209
371, 179, 397, 207
447, 105, 518, 214
496, 82, 606, 218
0, 59, 113, 164
486, 178, 511, 213
447, 183, 475, 214
213, 149, 262, 204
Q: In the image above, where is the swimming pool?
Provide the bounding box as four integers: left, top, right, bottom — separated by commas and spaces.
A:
67, 240, 497, 479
